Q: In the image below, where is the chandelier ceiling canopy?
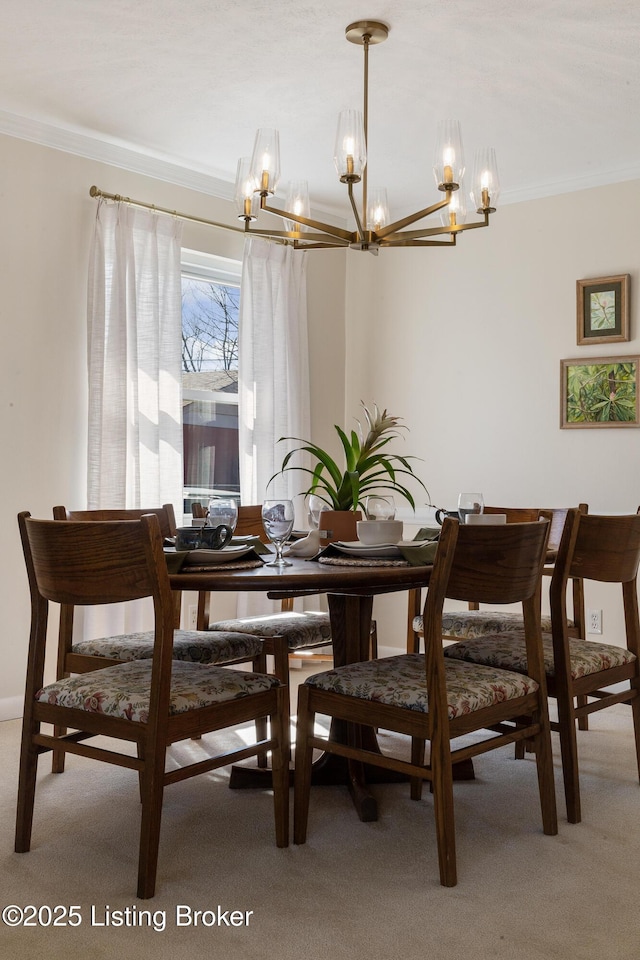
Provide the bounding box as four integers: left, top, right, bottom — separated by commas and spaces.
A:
235, 20, 499, 253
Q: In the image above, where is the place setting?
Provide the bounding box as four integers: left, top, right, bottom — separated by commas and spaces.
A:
315, 496, 440, 568
165, 496, 270, 572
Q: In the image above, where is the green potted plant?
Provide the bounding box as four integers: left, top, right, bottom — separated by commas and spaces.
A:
273, 402, 428, 541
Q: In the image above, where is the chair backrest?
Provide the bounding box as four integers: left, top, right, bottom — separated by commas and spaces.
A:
18, 512, 176, 704
421, 517, 551, 731
440, 518, 551, 608
548, 509, 640, 684
568, 512, 640, 585
53, 504, 177, 540
484, 505, 540, 523
53, 504, 181, 630
192, 502, 267, 542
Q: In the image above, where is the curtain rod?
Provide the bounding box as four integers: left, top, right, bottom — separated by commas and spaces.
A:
89, 185, 245, 235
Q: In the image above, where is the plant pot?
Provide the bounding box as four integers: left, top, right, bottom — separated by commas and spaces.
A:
318, 510, 362, 545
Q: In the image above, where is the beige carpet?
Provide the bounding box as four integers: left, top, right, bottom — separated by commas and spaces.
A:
0, 684, 639, 960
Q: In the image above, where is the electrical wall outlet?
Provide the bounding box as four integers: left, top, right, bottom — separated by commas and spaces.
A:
587, 608, 602, 635
188, 605, 198, 630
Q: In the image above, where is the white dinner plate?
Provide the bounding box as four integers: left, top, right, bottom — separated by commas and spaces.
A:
333, 541, 403, 558
178, 544, 255, 565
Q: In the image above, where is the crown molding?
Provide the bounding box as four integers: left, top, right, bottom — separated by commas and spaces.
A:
0, 109, 236, 200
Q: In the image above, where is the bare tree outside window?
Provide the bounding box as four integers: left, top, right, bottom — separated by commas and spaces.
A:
181, 268, 241, 508
181, 278, 239, 372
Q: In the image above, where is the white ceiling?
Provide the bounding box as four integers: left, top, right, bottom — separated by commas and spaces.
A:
2, 0, 640, 219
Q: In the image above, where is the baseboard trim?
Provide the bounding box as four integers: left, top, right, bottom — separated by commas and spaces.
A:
0, 696, 23, 722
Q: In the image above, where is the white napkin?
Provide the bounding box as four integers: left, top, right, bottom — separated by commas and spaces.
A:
285, 529, 322, 557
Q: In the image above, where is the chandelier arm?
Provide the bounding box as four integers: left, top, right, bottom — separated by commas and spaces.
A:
293, 240, 350, 250
380, 213, 490, 244
347, 182, 365, 240
375, 196, 451, 239
380, 236, 457, 248
259, 197, 355, 243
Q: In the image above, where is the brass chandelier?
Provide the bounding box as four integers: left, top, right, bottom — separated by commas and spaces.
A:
234, 20, 499, 253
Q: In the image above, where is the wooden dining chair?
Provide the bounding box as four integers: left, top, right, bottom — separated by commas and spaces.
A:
406, 505, 587, 653
16, 512, 289, 898
294, 517, 557, 887
442, 507, 640, 823
51, 505, 275, 764
192, 503, 377, 685
51, 504, 279, 771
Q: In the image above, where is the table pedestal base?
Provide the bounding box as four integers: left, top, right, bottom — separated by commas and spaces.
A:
229, 717, 475, 822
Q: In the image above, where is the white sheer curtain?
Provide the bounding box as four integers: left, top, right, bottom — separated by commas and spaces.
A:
238, 237, 311, 615
87, 200, 184, 514
84, 200, 183, 635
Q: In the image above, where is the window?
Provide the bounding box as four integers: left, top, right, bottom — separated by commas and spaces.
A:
181, 249, 241, 514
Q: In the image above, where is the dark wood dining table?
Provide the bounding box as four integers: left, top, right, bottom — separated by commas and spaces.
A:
170, 554, 433, 821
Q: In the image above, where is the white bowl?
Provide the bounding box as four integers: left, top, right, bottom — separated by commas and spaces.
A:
356, 519, 403, 545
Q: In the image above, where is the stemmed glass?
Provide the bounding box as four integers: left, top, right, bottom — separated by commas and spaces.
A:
457, 492, 484, 523
364, 495, 396, 520
262, 499, 295, 567
207, 497, 238, 532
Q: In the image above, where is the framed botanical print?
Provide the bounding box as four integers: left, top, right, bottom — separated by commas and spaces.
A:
560, 355, 640, 428
576, 274, 629, 345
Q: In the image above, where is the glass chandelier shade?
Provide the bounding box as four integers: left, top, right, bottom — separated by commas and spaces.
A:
284, 180, 310, 233
470, 148, 500, 212
367, 187, 390, 231
333, 109, 367, 182
440, 183, 467, 227
433, 119, 465, 190
234, 157, 259, 221
249, 128, 281, 196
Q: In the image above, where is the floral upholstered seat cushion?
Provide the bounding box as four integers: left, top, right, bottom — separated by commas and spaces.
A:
72, 629, 263, 664
209, 611, 332, 651
442, 631, 636, 679
35, 660, 280, 723
413, 610, 555, 638
305, 654, 538, 720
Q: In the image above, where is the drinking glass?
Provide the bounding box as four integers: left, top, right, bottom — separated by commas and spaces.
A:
457, 492, 484, 523
307, 494, 327, 529
207, 497, 238, 532
364, 495, 396, 520
262, 499, 295, 566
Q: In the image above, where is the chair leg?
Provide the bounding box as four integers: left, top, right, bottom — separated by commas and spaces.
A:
271, 686, 290, 848
557, 695, 581, 824
532, 716, 558, 836
51, 723, 67, 773
630, 685, 640, 782
253, 651, 270, 768
136, 741, 167, 900
430, 737, 457, 887
293, 685, 315, 845
577, 695, 589, 730
410, 738, 425, 800
15, 726, 40, 854
369, 621, 378, 659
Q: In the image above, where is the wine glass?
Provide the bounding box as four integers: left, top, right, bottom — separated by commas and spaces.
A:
262, 499, 295, 567
207, 497, 238, 532
307, 493, 327, 529
457, 492, 484, 523
364, 495, 396, 520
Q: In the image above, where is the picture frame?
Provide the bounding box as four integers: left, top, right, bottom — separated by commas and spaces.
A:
576, 274, 629, 345
560, 355, 640, 428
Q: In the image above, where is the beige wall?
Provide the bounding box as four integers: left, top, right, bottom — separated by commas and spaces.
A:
0, 134, 346, 718
343, 181, 640, 648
